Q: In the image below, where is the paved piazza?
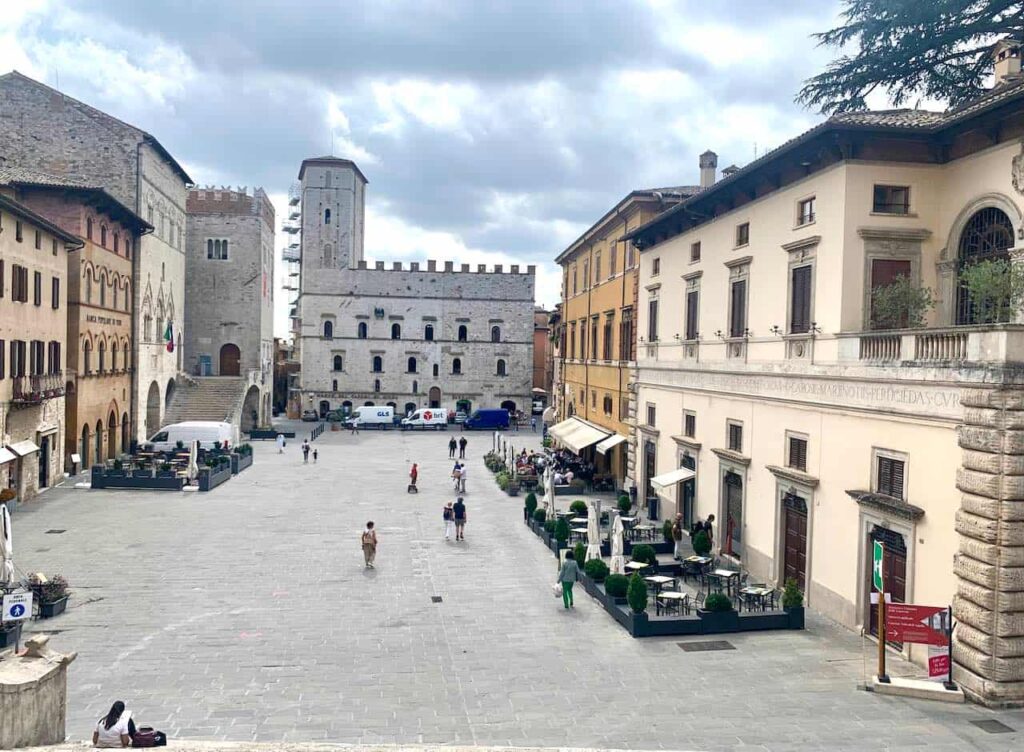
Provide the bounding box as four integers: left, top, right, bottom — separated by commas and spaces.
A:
10, 421, 1024, 751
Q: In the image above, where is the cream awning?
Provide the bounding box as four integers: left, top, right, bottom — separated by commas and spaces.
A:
547, 417, 610, 454
595, 433, 627, 455
7, 440, 40, 457
0, 448, 16, 466
650, 467, 696, 491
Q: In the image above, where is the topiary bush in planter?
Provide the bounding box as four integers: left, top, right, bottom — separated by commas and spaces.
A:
584, 558, 609, 582
569, 500, 588, 516
525, 492, 538, 518
618, 495, 631, 515
627, 573, 647, 613
554, 517, 570, 544
573, 542, 587, 566
631, 543, 658, 567
544, 519, 557, 535
496, 472, 511, 490
782, 578, 804, 609
692, 529, 712, 557
533, 508, 547, 524
703, 592, 733, 612
605, 574, 629, 598
662, 519, 674, 543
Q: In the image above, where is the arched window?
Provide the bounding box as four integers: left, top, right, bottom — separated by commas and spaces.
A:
207, 239, 214, 259
412, 380, 418, 393
111, 342, 118, 371
452, 357, 462, 375
143, 314, 152, 342
125, 237, 132, 259
113, 283, 119, 310
323, 320, 333, 339
391, 323, 401, 340
98, 341, 106, 373
957, 207, 1016, 324
357, 322, 368, 338
425, 323, 434, 341
332, 379, 338, 392
407, 356, 417, 373
99, 275, 106, 307
496, 358, 506, 376
333, 355, 343, 371
433, 363, 439, 377
114, 233, 120, 254
374, 378, 381, 393
124, 282, 131, 312
83, 340, 92, 374
100, 225, 107, 247
458, 324, 468, 342
324, 208, 331, 225
372, 355, 383, 373
322, 243, 333, 267
86, 218, 93, 240
491, 325, 501, 342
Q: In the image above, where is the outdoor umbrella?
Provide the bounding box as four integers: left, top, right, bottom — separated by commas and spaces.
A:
543, 465, 555, 515
610, 513, 625, 575
585, 502, 602, 562
187, 440, 199, 482
1, 502, 13, 586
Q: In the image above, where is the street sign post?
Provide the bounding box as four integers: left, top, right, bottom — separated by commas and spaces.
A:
873, 541, 889, 683
885, 603, 948, 646
2, 591, 33, 654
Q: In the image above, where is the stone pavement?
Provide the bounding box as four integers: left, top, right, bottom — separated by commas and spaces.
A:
8, 421, 1024, 751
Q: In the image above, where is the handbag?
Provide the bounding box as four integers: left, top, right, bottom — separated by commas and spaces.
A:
551, 582, 562, 598
132, 728, 166, 747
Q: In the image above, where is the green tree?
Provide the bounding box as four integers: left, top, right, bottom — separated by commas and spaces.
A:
870, 276, 936, 330
798, 1, 1024, 114
627, 573, 648, 613
959, 257, 1024, 323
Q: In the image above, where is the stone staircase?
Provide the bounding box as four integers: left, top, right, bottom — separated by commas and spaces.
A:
163, 376, 247, 426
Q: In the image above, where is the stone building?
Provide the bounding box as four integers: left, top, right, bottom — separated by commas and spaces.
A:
295, 157, 535, 418
551, 184, 698, 490
0, 190, 82, 503
0, 71, 192, 442
0, 168, 151, 471
626, 40, 1024, 705
532, 307, 553, 405
183, 186, 275, 428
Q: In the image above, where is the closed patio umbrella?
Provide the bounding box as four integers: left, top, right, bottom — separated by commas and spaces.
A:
585, 502, 602, 562
187, 440, 199, 482
1, 502, 13, 586
543, 465, 555, 514
610, 513, 625, 575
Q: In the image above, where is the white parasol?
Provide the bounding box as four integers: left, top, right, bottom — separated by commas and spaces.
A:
1, 502, 13, 586
187, 440, 199, 482
609, 512, 625, 575
585, 502, 602, 562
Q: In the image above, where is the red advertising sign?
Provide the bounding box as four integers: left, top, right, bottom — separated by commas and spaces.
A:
928, 647, 951, 680
885, 603, 948, 646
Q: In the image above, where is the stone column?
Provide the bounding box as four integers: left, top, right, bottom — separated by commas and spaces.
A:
954, 387, 1024, 704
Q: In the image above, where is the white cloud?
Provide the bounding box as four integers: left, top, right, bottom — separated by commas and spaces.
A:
369, 79, 480, 139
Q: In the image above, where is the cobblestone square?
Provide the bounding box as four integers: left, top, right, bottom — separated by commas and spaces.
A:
9, 422, 1024, 751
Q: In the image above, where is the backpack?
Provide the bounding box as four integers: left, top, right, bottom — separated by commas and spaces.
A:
361, 530, 373, 545
132, 728, 167, 748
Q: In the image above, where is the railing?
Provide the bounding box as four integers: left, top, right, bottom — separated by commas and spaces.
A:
859, 334, 901, 361
12, 373, 65, 405
914, 330, 968, 361
845, 324, 1024, 365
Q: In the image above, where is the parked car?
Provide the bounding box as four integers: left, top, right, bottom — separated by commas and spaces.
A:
401, 408, 449, 430
146, 421, 237, 451
301, 410, 319, 422
532, 400, 545, 415
463, 408, 510, 430
454, 411, 468, 424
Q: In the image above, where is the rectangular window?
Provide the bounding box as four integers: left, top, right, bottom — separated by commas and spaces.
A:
15, 221, 23, 242
29, 340, 44, 376
34, 230, 41, 250
626, 244, 635, 269
788, 436, 808, 472
33, 271, 42, 306
684, 411, 696, 438
579, 321, 587, 360
790, 265, 812, 334
735, 222, 749, 247
582, 260, 589, 290
646, 403, 656, 427
727, 421, 743, 452
729, 279, 747, 337
0, 340, 4, 379
609, 243, 617, 278
572, 265, 578, 295
603, 316, 613, 360
595, 253, 601, 282
647, 298, 659, 342
873, 185, 910, 215
590, 318, 598, 360
0, 260, 4, 298
877, 456, 906, 499
619, 397, 629, 420
52, 237, 58, 256
690, 242, 701, 262
11, 264, 28, 303
685, 289, 699, 340
619, 309, 633, 361
48, 340, 61, 374
652, 257, 660, 276
10, 340, 25, 378
797, 197, 816, 226
591, 390, 597, 409
569, 324, 576, 359
51, 277, 60, 309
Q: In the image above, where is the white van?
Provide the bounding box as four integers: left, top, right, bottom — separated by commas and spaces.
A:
346, 405, 395, 430
401, 408, 449, 431
146, 421, 236, 452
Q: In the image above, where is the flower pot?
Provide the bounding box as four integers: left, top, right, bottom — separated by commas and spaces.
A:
697, 608, 740, 633
785, 606, 805, 629
0, 621, 22, 648
40, 595, 69, 618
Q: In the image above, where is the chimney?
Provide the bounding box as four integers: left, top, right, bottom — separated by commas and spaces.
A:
699, 150, 718, 189
994, 38, 1022, 85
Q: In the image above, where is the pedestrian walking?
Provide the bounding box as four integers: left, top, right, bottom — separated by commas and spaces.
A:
513, 414, 519, 432
350, 418, 359, 435
276, 433, 285, 454
408, 462, 419, 493
453, 497, 467, 541
459, 436, 467, 459
301, 439, 310, 463
671, 513, 684, 560
459, 463, 467, 493
448, 437, 457, 458
531, 416, 537, 432
443, 502, 455, 540
361, 521, 377, 568
452, 463, 462, 491
313, 448, 319, 463
558, 551, 580, 609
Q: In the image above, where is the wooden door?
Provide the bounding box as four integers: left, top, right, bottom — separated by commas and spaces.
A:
867, 527, 907, 644
219, 344, 241, 376
782, 494, 808, 590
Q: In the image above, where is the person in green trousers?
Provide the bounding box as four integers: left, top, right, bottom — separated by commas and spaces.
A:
559, 551, 580, 609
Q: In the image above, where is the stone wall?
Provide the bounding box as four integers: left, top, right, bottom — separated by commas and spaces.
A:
0, 635, 76, 748
954, 386, 1024, 704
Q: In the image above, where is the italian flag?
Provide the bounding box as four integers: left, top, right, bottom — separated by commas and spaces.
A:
164, 321, 174, 353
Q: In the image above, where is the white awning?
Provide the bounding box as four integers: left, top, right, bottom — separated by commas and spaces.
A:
547, 417, 610, 454
7, 440, 40, 457
0, 448, 16, 466
595, 433, 627, 455
650, 467, 696, 491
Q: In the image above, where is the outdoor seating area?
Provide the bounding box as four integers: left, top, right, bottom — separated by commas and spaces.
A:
89, 442, 254, 492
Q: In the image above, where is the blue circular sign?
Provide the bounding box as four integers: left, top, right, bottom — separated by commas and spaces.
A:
9, 603, 25, 617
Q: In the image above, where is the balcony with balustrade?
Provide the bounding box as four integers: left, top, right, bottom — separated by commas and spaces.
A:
12, 373, 65, 406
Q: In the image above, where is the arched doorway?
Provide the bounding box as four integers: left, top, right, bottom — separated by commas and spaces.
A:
243, 386, 262, 431
165, 378, 176, 409
404, 402, 416, 416
94, 420, 104, 465
318, 399, 330, 418
80, 426, 90, 470
219, 343, 241, 376
121, 412, 130, 454
500, 400, 517, 415
956, 207, 1015, 324
428, 386, 441, 408
107, 411, 117, 459
146, 381, 161, 438
342, 400, 353, 415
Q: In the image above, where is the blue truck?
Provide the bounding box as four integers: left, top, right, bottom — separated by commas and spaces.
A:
462, 408, 510, 430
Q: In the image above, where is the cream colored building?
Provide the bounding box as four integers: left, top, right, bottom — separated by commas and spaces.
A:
628, 48, 1024, 705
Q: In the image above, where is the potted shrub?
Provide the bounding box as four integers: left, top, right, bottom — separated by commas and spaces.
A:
524, 492, 538, 521
631, 543, 658, 568
605, 573, 629, 601
569, 500, 588, 517
699, 592, 739, 632
0, 488, 17, 505
869, 276, 935, 330
0, 620, 21, 649
496, 472, 510, 491
782, 578, 805, 629
662, 519, 674, 543
958, 257, 1024, 324
36, 574, 70, 618
554, 517, 570, 545
627, 573, 647, 613
569, 478, 586, 492
584, 558, 609, 583
175, 439, 185, 450
692, 529, 712, 557
617, 495, 631, 515
533, 508, 547, 524
158, 462, 174, 477
543, 519, 557, 537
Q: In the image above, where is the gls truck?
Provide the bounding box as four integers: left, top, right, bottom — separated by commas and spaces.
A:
345, 405, 395, 430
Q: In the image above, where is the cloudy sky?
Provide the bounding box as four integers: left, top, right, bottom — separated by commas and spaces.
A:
1, 0, 843, 335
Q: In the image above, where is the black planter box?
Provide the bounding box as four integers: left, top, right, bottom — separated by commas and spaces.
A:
0, 622, 22, 648
786, 606, 805, 629
199, 464, 232, 492
40, 595, 69, 618
249, 429, 295, 440
697, 609, 741, 633
231, 452, 254, 474
92, 467, 184, 491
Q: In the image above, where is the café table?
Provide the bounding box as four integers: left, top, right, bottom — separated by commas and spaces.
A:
570, 526, 589, 543
708, 568, 740, 596
644, 574, 675, 599
632, 523, 657, 542
739, 586, 775, 611
570, 517, 588, 525
656, 590, 689, 616
624, 561, 650, 575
